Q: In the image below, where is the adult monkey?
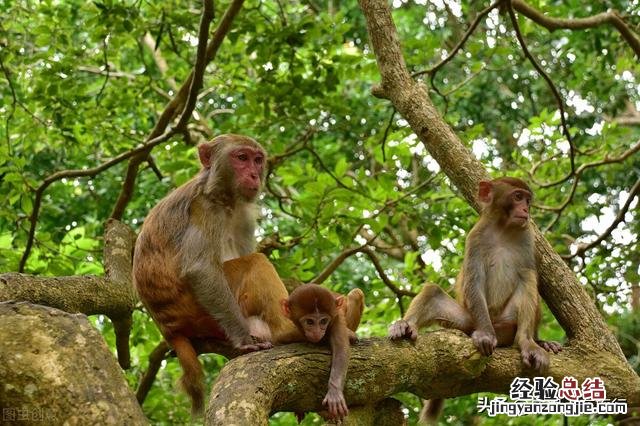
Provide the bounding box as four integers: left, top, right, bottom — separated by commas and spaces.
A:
133, 134, 273, 413
388, 177, 561, 422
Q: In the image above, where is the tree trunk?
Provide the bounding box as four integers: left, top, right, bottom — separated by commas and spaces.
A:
0, 302, 147, 425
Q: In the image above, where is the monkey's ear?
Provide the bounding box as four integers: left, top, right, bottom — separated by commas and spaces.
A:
335, 295, 345, 308
478, 180, 494, 204
280, 298, 291, 317
198, 144, 213, 168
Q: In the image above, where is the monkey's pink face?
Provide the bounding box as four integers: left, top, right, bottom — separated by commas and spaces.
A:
508, 189, 531, 227
230, 147, 265, 200
299, 313, 331, 343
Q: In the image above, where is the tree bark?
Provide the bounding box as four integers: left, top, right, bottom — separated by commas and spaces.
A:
0, 301, 147, 425
207, 332, 640, 425
0, 219, 137, 368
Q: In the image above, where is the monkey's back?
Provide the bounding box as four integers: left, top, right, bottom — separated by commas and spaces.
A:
133, 181, 227, 341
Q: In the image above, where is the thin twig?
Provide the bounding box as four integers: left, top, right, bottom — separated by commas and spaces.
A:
413, 0, 502, 79
508, 1, 576, 183
562, 178, 640, 260
512, 0, 640, 57
18, 130, 177, 272
175, 0, 214, 130
108, 0, 247, 221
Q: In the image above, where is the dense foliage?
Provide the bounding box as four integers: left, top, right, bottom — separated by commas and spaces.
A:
1, 0, 638, 424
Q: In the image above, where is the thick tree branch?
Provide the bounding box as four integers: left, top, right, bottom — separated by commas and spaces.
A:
207, 333, 640, 424
512, 0, 640, 57
6, 220, 137, 368
0, 302, 147, 424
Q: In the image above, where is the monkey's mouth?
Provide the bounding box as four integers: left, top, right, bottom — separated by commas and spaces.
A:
241, 187, 260, 198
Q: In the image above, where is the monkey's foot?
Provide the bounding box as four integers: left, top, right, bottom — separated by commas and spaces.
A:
471, 329, 497, 356
348, 330, 358, 344
537, 340, 562, 354
388, 319, 418, 340
521, 343, 550, 372
237, 341, 273, 352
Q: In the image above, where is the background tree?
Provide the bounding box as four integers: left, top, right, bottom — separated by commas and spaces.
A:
1, 0, 638, 424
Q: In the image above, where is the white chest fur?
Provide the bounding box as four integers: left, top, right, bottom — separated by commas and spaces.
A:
485, 244, 525, 310
220, 203, 257, 262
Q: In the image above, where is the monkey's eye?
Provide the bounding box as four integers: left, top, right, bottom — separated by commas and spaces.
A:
319, 318, 329, 326
304, 319, 315, 326
237, 153, 249, 161
254, 156, 264, 165
514, 192, 524, 201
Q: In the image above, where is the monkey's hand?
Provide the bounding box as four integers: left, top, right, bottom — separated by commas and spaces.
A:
388, 319, 418, 340
537, 339, 562, 354
471, 329, 497, 356
322, 386, 348, 421
235, 335, 273, 352
521, 342, 550, 372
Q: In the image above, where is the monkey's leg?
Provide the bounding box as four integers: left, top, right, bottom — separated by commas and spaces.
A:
532, 301, 562, 354
512, 270, 550, 371
389, 284, 473, 340
344, 288, 365, 332
230, 254, 300, 344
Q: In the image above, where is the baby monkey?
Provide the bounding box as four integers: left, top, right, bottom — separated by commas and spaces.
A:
281, 284, 364, 421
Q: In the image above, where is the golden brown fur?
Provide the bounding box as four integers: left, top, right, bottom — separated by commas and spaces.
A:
388, 177, 561, 424
133, 134, 270, 414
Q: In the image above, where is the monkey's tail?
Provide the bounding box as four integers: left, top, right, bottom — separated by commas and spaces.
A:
418, 398, 444, 425
170, 335, 205, 415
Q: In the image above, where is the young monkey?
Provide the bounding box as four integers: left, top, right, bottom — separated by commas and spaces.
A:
389, 178, 562, 421
281, 284, 365, 421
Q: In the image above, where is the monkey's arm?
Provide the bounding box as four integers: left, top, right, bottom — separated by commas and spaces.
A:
272, 327, 305, 344
513, 270, 550, 370
512, 270, 538, 342
180, 226, 269, 350
323, 317, 350, 420
461, 254, 497, 355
